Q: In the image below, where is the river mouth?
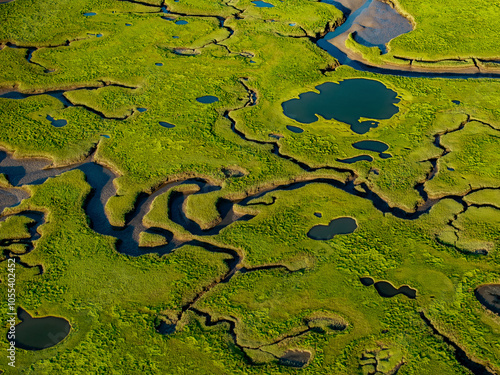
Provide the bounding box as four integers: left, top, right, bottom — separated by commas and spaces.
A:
307, 216, 358, 240
282, 79, 400, 134
12, 308, 71, 350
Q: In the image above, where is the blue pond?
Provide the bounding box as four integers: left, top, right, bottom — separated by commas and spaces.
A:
252, 0, 274, 7
337, 155, 373, 164
125, 23, 132, 26
100, 134, 110, 139
46, 115, 67, 127
96, 33, 103, 37
175, 20, 188, 25
452, 100, 461, 105
196, 96, 219, 104
155, 63, 163, 66
137, 108, 147, 113
83, 12, 96, 16
308, 217, 358, 240
286, 125, 303, 133
159, 121, 175, 128
282, 79, 400, 134
172, 36, 180, 39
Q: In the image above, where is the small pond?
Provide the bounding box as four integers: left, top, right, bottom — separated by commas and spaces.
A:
308, 217, 357, 240
286, 125, 303, 133
137, 107, 147, 113
175, 20, 188, 25
337, 155, 373, 164
159, 121, 175, 128
475, 284, 500, 315
352, 140, 388, 153
13, 308, 71, 350
282, 79, 400, 134
83, 12, 96, 16
46, 115, 67, 127
196, 96, 219, 104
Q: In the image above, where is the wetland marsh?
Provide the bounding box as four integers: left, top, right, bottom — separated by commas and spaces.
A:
0, 0, 499, 374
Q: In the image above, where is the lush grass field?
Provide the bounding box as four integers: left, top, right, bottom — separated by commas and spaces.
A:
0, 0, 499, 374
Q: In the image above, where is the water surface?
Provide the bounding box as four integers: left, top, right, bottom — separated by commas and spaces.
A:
196, 96, 219, 104
308, 217, 357, 240
282, 79, 400, 134
13, 308, 70, 350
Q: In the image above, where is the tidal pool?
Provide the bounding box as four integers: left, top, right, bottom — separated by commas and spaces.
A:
282, 79, 400, 134
13, 308, 70, 350
196, 96, 219, 104
46, 115, 67, 127
252, 0, 275, 7
337, 154, 373, 164
307, 217, 357, 240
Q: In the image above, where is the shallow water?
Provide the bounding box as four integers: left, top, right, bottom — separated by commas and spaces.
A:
13, 308, 70, 350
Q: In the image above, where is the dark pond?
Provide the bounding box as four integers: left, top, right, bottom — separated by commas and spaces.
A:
374, 281, 416, 299
125, 23, 132, 26
137, 107, 147, 113
159, 121, 175, 128
286, 125, 303, 133
250, 60, 256, 63
447, 166, 455, 171
379, 152, 392, 159
155, 63, 163, 66
360, 276, 374, 286
100, 134, 110, 138
352, 140, 388, 153
307, 217, 357, 240
96, 33, 103, 38
172, 36, 180, 39
13, 308, 70, 350
175, 20, 188, 25
452, 100, 461, 105
252, 0, 275, 7
46, 115, 67, 127
280, 350, 311, 368
83, 12, 96, 16
314, 212, 322, 218
350, 0, 412, 54
282, 79, 400, 134
196, 96, 219, 104
337, 154, 373, 164
475, 284, 500, 315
